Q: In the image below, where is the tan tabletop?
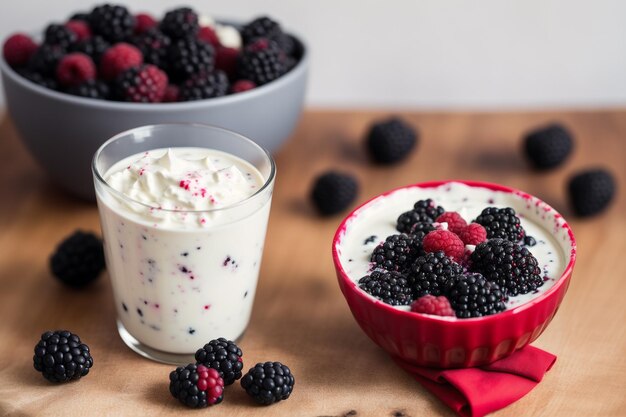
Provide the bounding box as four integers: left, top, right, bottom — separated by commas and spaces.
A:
0, 109, 624, 417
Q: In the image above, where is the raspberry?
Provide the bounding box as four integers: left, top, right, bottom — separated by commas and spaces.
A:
160, 7, 199, 40
474, 207, 526, 243
99, 42, 143, 81
167, 38, 215, 82
568, 168, 616, 217
114, 64, 168, 102
237, 38, 286, 86
215, 46, 239, 78
396, 199, 444, 233
131, 28, 171, 69
70, 36, 110, 65
49, 230, 105, 288
445, 273, 507, 318
65, 20, 92, 42
163, 84, 180, 102
134, 13, 157, 35
88, 4, 135, 43
310, 171, 359, 215
241, 362, 295, 405
169, 364, 224, 408
3, 33, 38, 68
199, 26, 220, 48
524, 123, 574, 170
33, 330, 93, 383
231, 79, 256, 94
423, 230, 465, 262
44, 24, 77, 49
435, 211, 467, 235
458, 223, 487, 245
179, 71, 229, 101
366, 118, 418, 164
410, 295, 455, 317
56, 53, 96, 87
195, 338, 243, 386
408, 251, 463, 297
358, 270, 413, 305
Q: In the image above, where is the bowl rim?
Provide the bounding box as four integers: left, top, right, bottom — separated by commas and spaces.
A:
332, 179, 577, 324
0, 29, 309, 111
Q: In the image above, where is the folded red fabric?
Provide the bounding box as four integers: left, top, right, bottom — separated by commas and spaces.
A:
393, 346, 556, 417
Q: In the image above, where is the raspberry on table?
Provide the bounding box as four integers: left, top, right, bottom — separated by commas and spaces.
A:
445, 273, 507, 318
195, 338, 243, 386
410, 295, 455, 317
358, 270, 413, 305
56, 53, 96, 87
458, 223, 487, 245
422, 229, 465, 262
524, 123, 574, 170
33, 330, 93, 382
134, 13, 157, 35
179, 71, 229, 101
114, 64, 168, 102
169, 363, 224, 408
568, 168, 616, 217
310, 171, 359, 216
99, 42, 143, 81
470, 238, 543, 296
237, 38, 286, 86
231, 79, 256, 94
44, 24, 77, 50
396, 199, 444, 233
366, 117, 418, 164
166, 37, 215, 82
88, 4, 135, 43
65, 20, 92, 42
49, 230, 105, 288
407, 251, 463, 297
474, 206, 526, 243
3, 33, 38, 67
435, 211, 467, 235
66, 79, 110, 100
370, 233, 423, 272
240, 362, 295, 405
70, 36, 110, 65
160, 7, 199, 40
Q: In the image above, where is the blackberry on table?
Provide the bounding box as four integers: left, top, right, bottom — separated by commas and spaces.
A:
358, 270, 413, 306
169, 363, 224, 408
195, 338, 243, 386
179, 71, 229, 101
524, 123, 574, 170
33, 330, 93, 382
167, 38, 215, 82
237, 38, 286, 86
160, 7, 199, 40
408, 251, 463, 297
568, 168, 616, 217
88, 4, 135, 43
366, 118, 418, 164
240, 362, 295, 405
131, 28, 171, 69
44, 24, 77, 50
396, 199, 444, 233
70, 36, 110, 65
310, 171, 359, 216
370, 233, 425, 272
28, 44, 65, 76
474, 207, 526, 243
470, 238, 543, 296
50, 230, 105, 288
445, 273, 507, 318
17, 68, 58, 90
66, 80, 110, 99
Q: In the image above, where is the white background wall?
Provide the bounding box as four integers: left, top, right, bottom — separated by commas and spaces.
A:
1, 0, 625, 109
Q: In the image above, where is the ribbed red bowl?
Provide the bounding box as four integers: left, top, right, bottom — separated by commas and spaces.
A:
333, 180, 576, 368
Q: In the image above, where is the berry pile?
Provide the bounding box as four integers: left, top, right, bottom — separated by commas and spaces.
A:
3, 5, 301, 102
358, 200, 545, 318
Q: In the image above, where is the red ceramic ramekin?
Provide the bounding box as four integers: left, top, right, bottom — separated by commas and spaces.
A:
333, 180, 576, 368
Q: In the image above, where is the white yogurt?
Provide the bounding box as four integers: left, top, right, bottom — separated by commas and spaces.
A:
96, 147, 271, 353
336, 182, 569, 312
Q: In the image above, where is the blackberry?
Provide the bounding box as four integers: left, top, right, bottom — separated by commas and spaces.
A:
49, 230, 105, 288
169, 363, 224, 408
445, 273, 507, 318
370, 233, 425, 272
237, 38, 287, 86
396, 199, 444, 233
66, 80, 110, 99
366, 118, 418, 164
17, 68, 58, 90
470, 238, 543, 296
524, 123, 574, 170
70, 36, 110, 64
195, 338, 243, 386
167, 38, 215, 82
131, 28, 171, 69
160, 7, 199, 40
568, 168, 616, 217
179, 71, 229, 101
408, 251, 463, 296
310, 171, 359, 216
28, 44, 65, 76
70, 12, 90, 22
240, 362, 295, 405
44, 24, 77, 50
88, 4, 135, 43
33, 330, 93, 382
241, 16, 283, 45
358, 270, 413, 305
474, 207, 526, 243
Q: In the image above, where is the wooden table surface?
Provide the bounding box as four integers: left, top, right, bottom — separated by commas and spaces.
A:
0, 109, 625, 417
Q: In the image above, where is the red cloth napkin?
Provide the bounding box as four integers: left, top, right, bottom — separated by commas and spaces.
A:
393, 346, 556, 417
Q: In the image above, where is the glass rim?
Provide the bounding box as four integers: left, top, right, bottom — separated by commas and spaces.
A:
92, 122, 277, 214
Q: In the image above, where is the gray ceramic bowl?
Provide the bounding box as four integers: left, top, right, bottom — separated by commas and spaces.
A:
0, 32, 308, 199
